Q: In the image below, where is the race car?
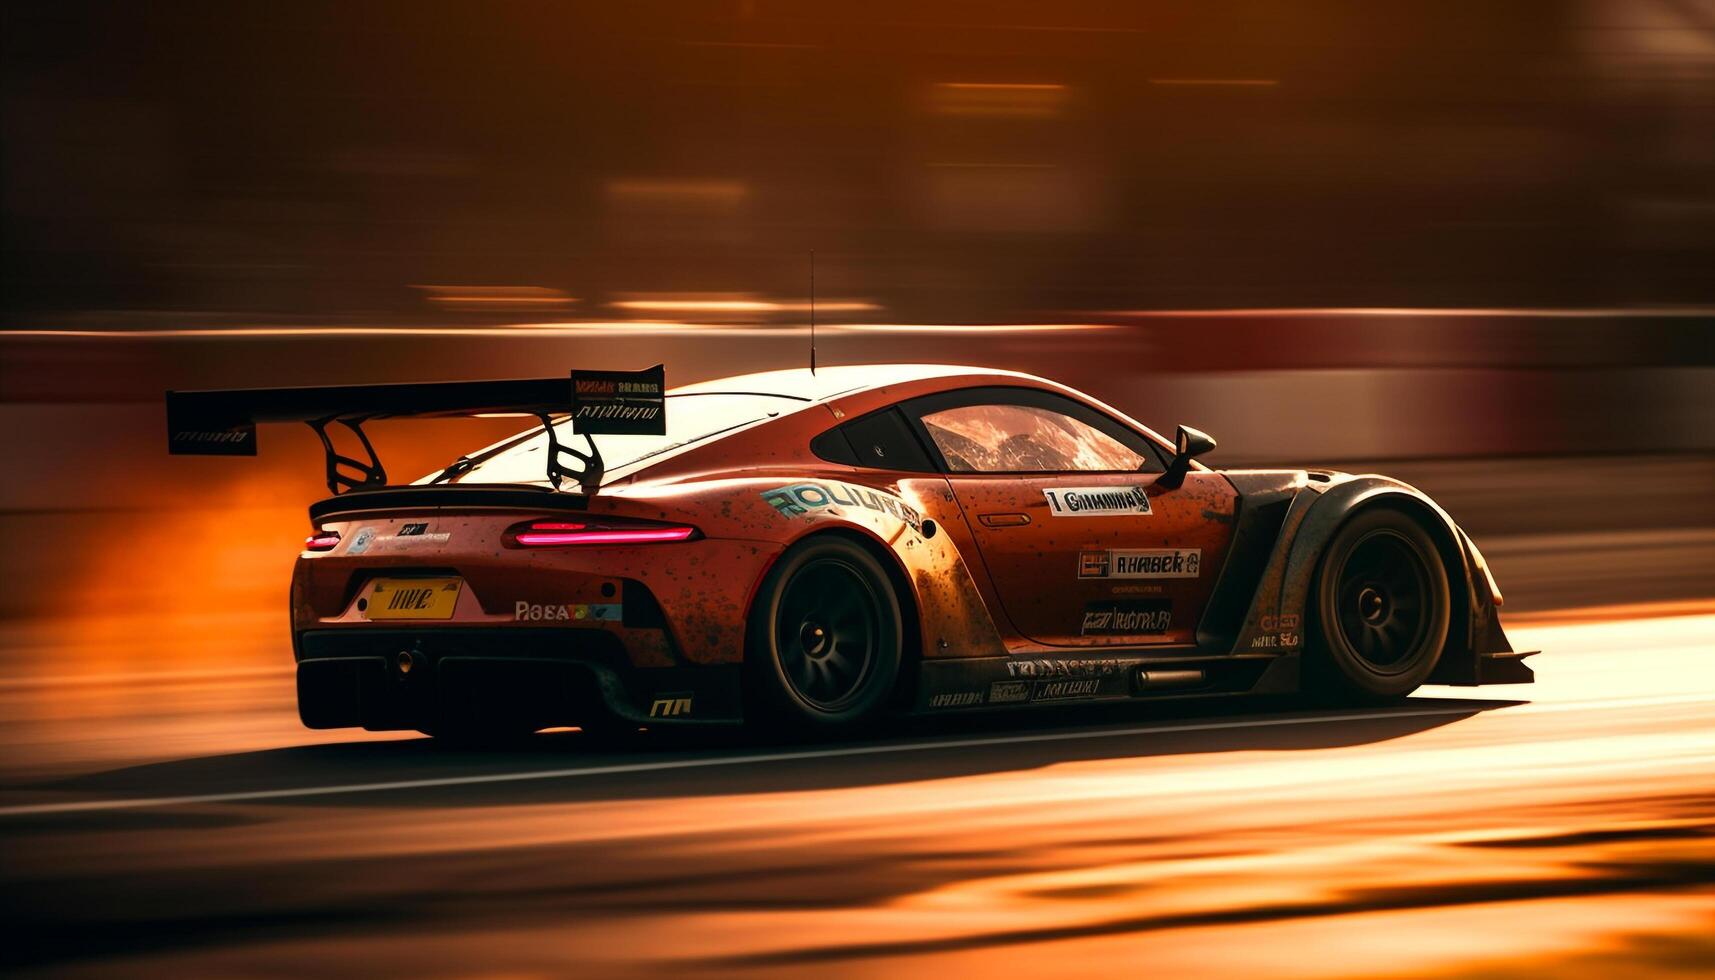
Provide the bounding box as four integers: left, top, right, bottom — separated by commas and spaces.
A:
167, 363, 1533, 738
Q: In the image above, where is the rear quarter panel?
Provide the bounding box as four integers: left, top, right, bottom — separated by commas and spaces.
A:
610, 466, 1009, 662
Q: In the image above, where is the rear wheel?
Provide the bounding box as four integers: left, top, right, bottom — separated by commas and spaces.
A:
1308, 507, 1451, 702
745, 536, 902, 735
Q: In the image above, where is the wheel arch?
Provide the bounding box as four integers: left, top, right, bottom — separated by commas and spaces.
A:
741, 524, 925, 687
1279, 478, 1477, 667
804, 525, 924, 667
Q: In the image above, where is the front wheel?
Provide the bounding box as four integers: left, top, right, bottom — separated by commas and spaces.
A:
745, 536, 903, 735
1307, 507, 1451, 702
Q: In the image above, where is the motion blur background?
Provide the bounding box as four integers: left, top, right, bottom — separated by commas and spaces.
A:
3, 6, 1715, 976
2, 1, 1712, 667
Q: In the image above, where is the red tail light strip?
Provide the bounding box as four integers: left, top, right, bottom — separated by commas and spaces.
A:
510, 520, 698, 547
305, 531, 342, 552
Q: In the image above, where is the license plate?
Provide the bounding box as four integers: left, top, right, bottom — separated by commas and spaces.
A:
365, 577, 463, 620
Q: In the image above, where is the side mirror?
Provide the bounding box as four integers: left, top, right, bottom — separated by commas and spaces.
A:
1159, 425, 1216, 489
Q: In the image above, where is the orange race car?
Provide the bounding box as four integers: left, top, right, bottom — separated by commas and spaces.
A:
167, 363, 1532, 739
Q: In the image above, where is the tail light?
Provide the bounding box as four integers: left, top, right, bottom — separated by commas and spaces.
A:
305, 530, 341, 552
508, 518, 700, 547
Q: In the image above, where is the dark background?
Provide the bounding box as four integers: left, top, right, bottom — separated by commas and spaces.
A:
6, 1, 1715, 321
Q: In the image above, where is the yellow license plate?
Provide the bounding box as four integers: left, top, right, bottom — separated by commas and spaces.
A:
366, 577, 463, 620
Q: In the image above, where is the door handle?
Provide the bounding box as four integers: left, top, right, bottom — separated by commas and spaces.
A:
979, 513, 1030, 528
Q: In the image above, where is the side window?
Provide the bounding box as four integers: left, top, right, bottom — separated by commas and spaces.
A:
910, 392, 1160, 473
811, 407, 938, 472
842, 409, 937, 471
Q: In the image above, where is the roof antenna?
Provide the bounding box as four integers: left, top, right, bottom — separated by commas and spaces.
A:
808, 249, 817, 375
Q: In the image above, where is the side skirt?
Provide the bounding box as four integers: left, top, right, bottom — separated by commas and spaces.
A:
911, 651, 1299, 713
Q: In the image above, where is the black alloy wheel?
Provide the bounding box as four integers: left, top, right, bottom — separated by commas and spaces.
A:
747, 536, 903, 732
1309, 507, 1451, 701
1336, 530, 1433, 672
776, 557, 882, 710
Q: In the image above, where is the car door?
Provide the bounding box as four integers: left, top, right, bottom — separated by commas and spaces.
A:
902, 387, 1238, 648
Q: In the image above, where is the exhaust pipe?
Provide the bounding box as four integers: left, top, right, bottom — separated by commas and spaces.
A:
1136, 669, 1206, 690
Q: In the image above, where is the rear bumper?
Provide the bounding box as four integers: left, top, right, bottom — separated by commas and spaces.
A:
295, 628, 741, 731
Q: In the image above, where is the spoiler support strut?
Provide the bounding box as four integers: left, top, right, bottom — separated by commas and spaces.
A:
539, 413, 605, 495
307, 417, 388, 495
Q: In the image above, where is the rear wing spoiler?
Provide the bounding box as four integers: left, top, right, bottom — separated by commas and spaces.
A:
166, 365, 664, 495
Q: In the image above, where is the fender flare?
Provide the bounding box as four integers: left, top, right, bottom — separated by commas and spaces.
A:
1230, 475, 1504, 682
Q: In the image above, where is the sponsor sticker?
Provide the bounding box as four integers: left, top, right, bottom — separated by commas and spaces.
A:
649, 693, 693, 718
992, 663, 1133, 703
1080, 599, 1173, 636
1078, 548, 1201, 579
988, 677, 1108, 703
1006, 657, 1131, 679
1251, 614, 1302, 651
1033, 678, 1101, 701
1043, 486, 1151, 517
167, 426, 256, 456
398, 522, 429, 536
761, 481, 924, 533
571, 365, 666, 436
927, 691, 983, 709
1079, 551, 1110, 578
514, 602, 621, 622
347, 526, 377, 555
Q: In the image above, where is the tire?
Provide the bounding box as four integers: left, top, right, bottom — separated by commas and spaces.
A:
1307, 506, 1452, 702
745, 535, 903, 735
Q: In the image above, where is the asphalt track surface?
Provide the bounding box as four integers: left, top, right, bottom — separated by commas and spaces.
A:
1, 608, 1712, 978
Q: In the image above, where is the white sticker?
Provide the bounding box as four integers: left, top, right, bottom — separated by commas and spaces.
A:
1043, 486, 1151, 517
346, 527, 376, 555
1079, 548, 1201, 579
513, 602, 621, 622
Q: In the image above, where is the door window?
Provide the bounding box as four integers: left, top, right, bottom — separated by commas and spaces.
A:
919, 402, 1148, 473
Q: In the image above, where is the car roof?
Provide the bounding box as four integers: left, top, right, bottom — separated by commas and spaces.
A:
669, 364, 1046, 401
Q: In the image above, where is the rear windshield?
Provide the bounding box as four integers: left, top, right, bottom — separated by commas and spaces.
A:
434, 392, 802, 486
